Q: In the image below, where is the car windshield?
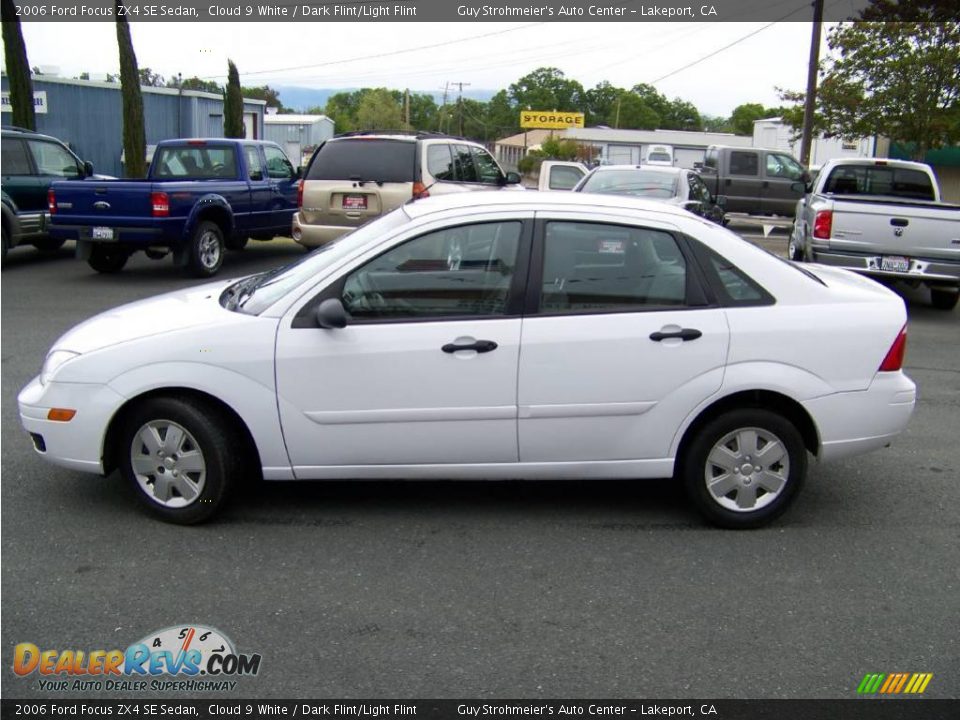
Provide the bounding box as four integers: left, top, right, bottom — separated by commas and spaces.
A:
579, 169, 679, 199
223, 210, 410, 315
648, 152, 671, 162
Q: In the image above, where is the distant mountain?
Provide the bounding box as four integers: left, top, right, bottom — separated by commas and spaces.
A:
271, 85, 497, 112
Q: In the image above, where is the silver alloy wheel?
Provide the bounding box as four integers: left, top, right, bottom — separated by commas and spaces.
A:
788, 238, 798, 260
198, 230, 222, 269
704, 426, 790, 513
130, 419, 206, 508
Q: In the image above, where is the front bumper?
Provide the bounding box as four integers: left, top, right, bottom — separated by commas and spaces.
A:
18, 377, 126, 475
802, 371, 917, 462
810, 247, 960, 288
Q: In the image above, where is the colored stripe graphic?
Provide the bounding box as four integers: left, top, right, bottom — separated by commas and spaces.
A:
858, 672, 932, 694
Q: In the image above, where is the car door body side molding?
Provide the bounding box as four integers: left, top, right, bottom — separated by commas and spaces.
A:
519, 401, 657, 419
304, 405, 516, 425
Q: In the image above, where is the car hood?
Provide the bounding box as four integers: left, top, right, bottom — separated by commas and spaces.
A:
52, 280, 235, 355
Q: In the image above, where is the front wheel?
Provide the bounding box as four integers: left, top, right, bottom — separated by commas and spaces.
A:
186, 220, 225, 277
88, 246, 130, 273
682, 409, 807, 529
930, 288, 959, 311
119, 396, 238, 524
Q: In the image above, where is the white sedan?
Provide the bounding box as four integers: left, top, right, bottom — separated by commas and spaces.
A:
19, 192, 917, 528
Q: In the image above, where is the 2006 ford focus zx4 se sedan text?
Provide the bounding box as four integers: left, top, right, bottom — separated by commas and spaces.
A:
19, 193, 917, 528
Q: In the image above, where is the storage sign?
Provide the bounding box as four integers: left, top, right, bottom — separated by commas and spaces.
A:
520, 111, 585, 130
1, 91, 48, 114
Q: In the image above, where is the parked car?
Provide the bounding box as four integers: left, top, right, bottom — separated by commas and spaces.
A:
574, 165, 726, 224
19, 192, 915, 528
293, 131, 522, 249
699, 145, 807, 216
790, 158, 960, 310
644, 144, 674, 166
535, 160, 588, 191
1, 126, 103, 261
47, 138, 300, 277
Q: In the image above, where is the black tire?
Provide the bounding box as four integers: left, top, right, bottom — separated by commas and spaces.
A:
186, 220, 225, 278
33, 237, 66, 255
88, 246, 130, 273
787, 231, 804, 262
681, 408, 807, 529
226, 235, 248, 251
119, 396, 239, 524
930, 288, 959, 311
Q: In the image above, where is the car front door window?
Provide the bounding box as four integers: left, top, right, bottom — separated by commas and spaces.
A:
28, 141, 81, 178
471, 147, 503, 185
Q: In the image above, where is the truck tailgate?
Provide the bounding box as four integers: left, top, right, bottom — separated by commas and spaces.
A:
51, 180, 154, 225
830, 198, 960, 261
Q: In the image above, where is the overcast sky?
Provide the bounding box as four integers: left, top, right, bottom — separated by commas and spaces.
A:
5, 21, 824, 116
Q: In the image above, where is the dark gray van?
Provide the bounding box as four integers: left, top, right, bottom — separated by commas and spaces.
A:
699, 145, 807, 217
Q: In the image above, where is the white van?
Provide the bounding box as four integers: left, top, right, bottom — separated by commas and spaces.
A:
644, 144, 674, 166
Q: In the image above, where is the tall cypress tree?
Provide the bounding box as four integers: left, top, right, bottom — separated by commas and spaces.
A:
115, 1, 146, 178
1, 0, 36, 130
223, 60, 244, 138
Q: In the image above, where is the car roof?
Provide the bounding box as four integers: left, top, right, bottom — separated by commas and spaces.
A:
591, 165, 685, 175
1, 126, 65, 143
402, 189, 694, 220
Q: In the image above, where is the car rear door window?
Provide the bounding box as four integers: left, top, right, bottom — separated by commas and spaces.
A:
306, 139, 416, 183
539, 222, 688, 312
244, 145, 265, 180
28, 140, 81, 178
426, 145, 454, 181
453, 145, 478, 183
341, 221, 522, 321
1, 139, 32, 175
729, 151, 759, 176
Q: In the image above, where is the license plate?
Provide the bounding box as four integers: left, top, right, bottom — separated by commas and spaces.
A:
342, 195, 367, 210
881, 255, 910, 273
92, 226, 114, 240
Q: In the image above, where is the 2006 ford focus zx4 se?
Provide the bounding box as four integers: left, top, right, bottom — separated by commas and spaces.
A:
19, 193, 917, 528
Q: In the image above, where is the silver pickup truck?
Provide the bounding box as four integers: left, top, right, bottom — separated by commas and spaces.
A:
790, 158, 960, 310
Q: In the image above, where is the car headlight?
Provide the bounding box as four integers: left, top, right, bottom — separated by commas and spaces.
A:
40, 350, 80, 386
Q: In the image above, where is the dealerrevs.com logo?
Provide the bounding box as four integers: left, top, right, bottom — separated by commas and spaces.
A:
13, 625, 261, 692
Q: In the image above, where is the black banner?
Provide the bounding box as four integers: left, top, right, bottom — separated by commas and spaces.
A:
2, 700, 960, 720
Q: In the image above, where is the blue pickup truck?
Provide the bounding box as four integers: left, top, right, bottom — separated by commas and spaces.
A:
48, 138, 300, 277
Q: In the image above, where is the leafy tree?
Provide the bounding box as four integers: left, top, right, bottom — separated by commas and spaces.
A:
509, 67, 584, 113
664, 98, 703, 131
241, 84, 287, 112
779, 2, 960, 159
138, 67, 165, 87
584, 81, 623, 126
174, 76, 223, 94
701, 114, 733, 133
2, 0, 36, 130
223, 59, 244, 138
115, 2, 146, 178
611, 93, 659, 130
630, 83, 671, 123
324, 90, 365, 133
483, 90, 519, 137
356, 88, 402, 131
406, 92, 439, 132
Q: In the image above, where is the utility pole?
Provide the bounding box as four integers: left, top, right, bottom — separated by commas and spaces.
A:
404, 88, 410, 129
799, 0, 824, 168
438, 82, 449, 132
452, 81, 471, 137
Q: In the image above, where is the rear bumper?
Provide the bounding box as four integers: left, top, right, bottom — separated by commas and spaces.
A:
802, 371, 917, 462
51, 223, 167, 246
291, 212, 352, 248
810, 247, 960, 287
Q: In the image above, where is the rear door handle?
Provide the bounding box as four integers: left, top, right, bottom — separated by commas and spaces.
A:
649, 328, 702, 342
442, 340, 498, 354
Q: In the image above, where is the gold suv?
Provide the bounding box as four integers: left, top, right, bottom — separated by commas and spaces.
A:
292, 132, 522, 248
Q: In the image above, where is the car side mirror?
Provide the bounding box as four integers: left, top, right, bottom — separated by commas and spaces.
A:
713, 194, 727, 208
315, 298, 348, 329
504, 171, 521, 185
83, 161, 94, 177
800, 169, 811, 184
790, 181, 806, 194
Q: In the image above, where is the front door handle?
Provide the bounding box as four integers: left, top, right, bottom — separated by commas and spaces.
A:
442, 340, 498, 354
649, 328, 702, 342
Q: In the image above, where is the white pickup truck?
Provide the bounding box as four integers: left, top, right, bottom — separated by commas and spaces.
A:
790, 158, 960, 310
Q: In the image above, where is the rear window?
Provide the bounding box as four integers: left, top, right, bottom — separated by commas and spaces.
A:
579, 169, 679, 199
307, 139, 416, 183
153, 145, 237, 179
822, 165, 935, 201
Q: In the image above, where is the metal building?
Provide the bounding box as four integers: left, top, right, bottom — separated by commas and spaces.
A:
1, 74, 266, 176
263, 113, 335, 168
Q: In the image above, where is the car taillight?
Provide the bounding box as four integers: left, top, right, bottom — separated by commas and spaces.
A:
879, 325, 907, 372
813, 210, 832, 239
297, 180, 303, 208
412, 181, 429, 200
48, 189, 56, 214
151, 192, 170, 217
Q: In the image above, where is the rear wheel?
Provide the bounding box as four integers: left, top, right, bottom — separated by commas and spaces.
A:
930, 288, 959, 311
119, 396, 238, 524
186, 220, 225, 277
682, 409, 806, 529
88, 246, 130, 273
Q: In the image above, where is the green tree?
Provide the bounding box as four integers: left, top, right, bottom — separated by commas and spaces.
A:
356, 88, 402, 131
115, 2, 146, 178
509, 67, 584, 113
223, 59, 244, 138
779, 2, 960, 159
241, 84, 287, 112
2, 0, 37, 130
406, 92, 439, 132
584, 81, 623, 126
611, 93, 659, 130
324, 90, 365, 133
174, 76, 223, 94
630, 83, 671, 123
663, 98, 703, 131
483, 90, 519, 137
728, 103, 770, 135
701, 114, 733, 133
138, 67, 165, 87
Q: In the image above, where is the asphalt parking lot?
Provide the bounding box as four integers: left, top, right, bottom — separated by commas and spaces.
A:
1, 237, 958, 700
